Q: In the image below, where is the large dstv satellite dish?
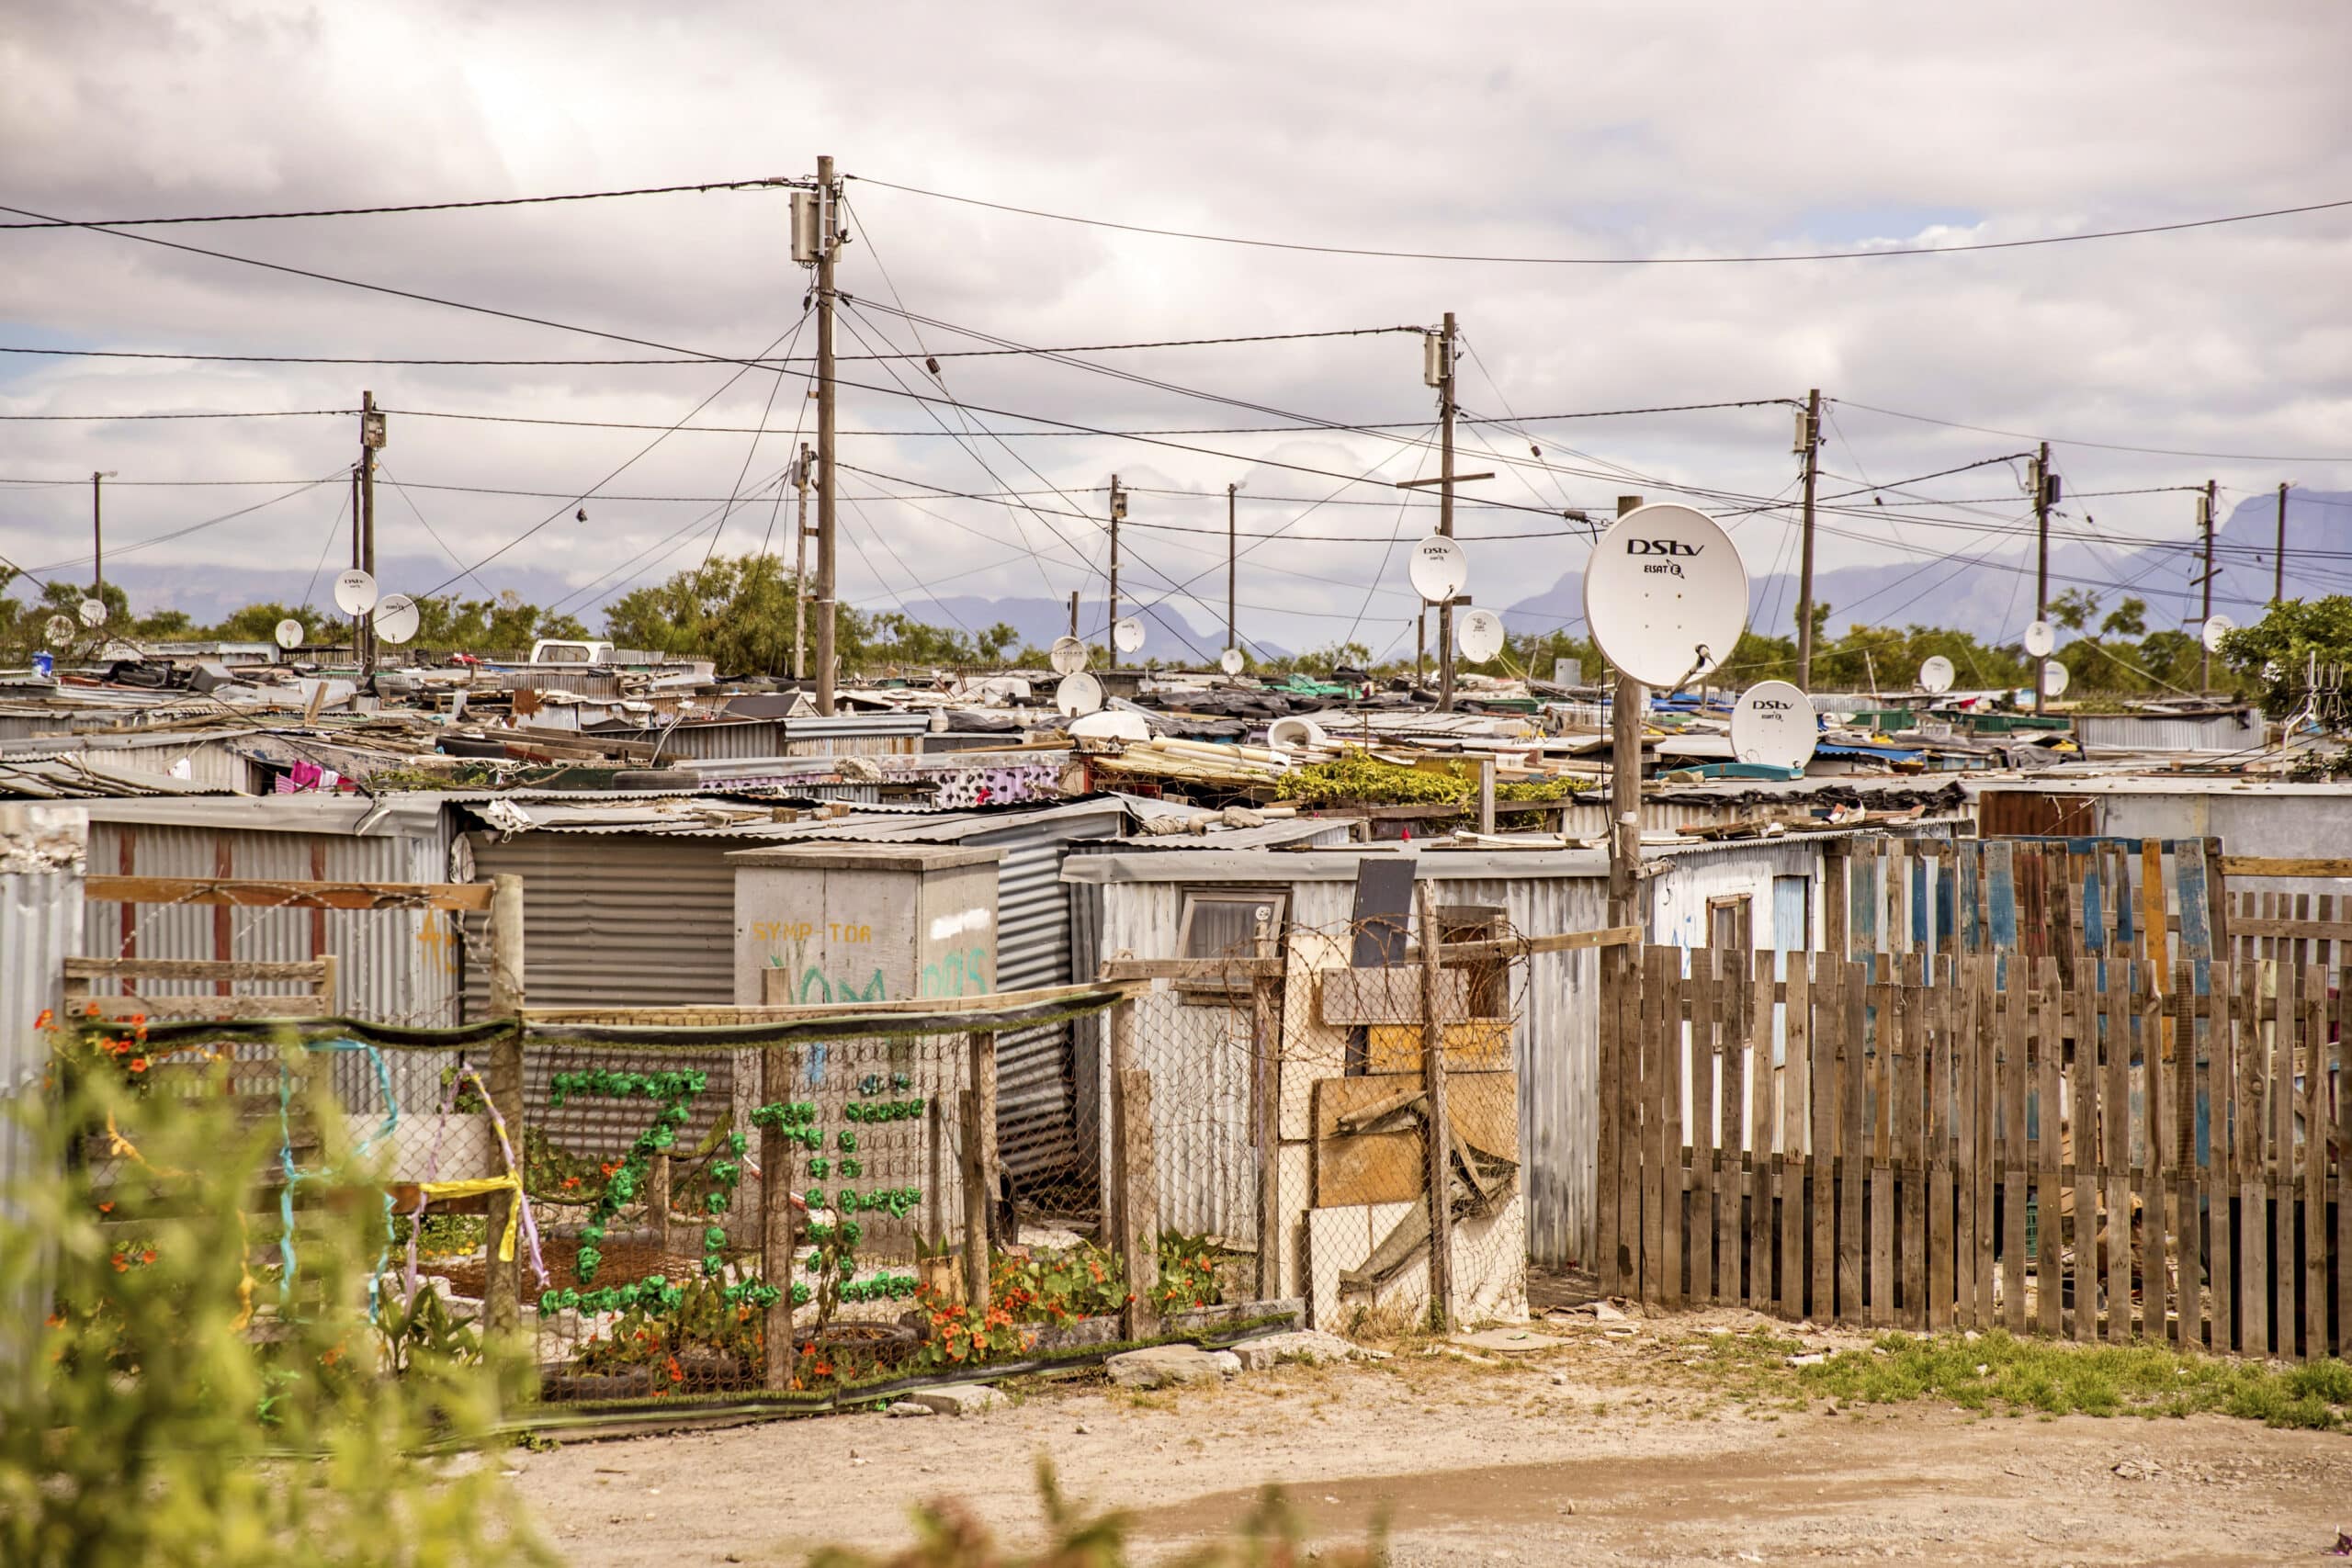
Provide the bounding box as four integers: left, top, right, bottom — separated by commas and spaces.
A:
1407, 536, 1468, 603
334, 569, 380, 616
1112, 615, 1145, 654
1455, 607, 1506, 662
1047, 636, 1088, 676
274, 617, 305, 650
1731, 679, 1818, 770
1218, 647, 1244, 676
43, 614, 74, 648
2022, 620, 2054, 658
2041, 661, 2070, 697
1582, 502, 1749, 687
1068, 708, 1150, 742
373, 593, 421, 647
2201, 615, 2236, 652
1917, 655, 1955, 695
1054, 671, 1103, 717
77, 598, 107, 628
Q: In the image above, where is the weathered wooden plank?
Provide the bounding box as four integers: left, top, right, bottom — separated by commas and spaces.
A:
1616, 946, 1645, 1300
1642, 946, 1668, 1312
1659, 947, 1685, 1312
63, 957, 330, 983
1928, 954, 1956, 1331
2239, 959, 2270, 1356
2302, 963, 2328, 1361
2035, 959, 2064, 1338
2069, 956, 2098, 1343
1749, 949, 1777, 1314
1778, 952, 1806, 1320
2103, 956, 2132, 1342
2272, 957, 2297, 1359
1839, 961, 1866, 1325
83, 874, 492, 912
1871, 969, 1897, 1330
1996, 955, 2025, 1334
1690, 949, 1718, 1309
2217, 856, 2352, 879
2139, 962, 2167, 1341
2208, 962, 2233, 1353
2336, 953, 2352, 1359
1810, 954, 1838, 1325
1596, 954, 1624, 1299
2169, 967, 2199, 1351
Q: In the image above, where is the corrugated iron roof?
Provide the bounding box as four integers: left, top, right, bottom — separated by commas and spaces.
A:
0, 753, 235, 799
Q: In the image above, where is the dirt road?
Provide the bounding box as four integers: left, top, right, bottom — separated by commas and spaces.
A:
510, 1317, 2351, 1565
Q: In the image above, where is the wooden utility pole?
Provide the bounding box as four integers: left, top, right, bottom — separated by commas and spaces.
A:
2031, 442, 2052, 716
89, 471, 106, 608
1436, 311, 1459, 713
1608, 493, 1645, 927
348, 466, 362, 659
2200, 479, 2218, 693
792, 442, 813, 680
359, 391, 381, 677
483, 874, 526, 1345
813, 153, 840, 716
1106, 475, 1125, 667
1794, 389, 1821, 690
1416, 607, 1427, 689
1417, 881, 1454, 1331
2275, 481, 2290, 606
1067, 590, 1079, 641
1226, 480, 1238, 656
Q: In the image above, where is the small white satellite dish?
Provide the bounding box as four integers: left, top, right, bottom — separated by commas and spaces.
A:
1455, 607, 1506, 662
373, 593, 421, 647
1582, 502, 1749, 687
1067, 708, 1151, 742
2263, 660, 2282, 682
2022, 620, 2055, 658
2200, 615, 2236, 653
274, 617, 305, 650
2041, 660, 2070, 697
1218, 648, 1245, 676
334, 569, 380, 616
1112, 615, 1145, 654
1048, 636, 1089, 676
76, 598, 107, 628
1407, 536, 1469, 603
1731, 679, 1818, 770
1917, 655, 1955, 695
1054, 671, 1103, 717
43, 614, 74, 648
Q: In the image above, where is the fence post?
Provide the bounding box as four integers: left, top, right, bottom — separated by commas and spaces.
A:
759, 1043, 796, 1391
483, 873, 525, 1345
1111, 998, 1160, 1338
1252, 926, 1282, 1303
961, 1030, 996, 1316
1419, 884, 1455, 1332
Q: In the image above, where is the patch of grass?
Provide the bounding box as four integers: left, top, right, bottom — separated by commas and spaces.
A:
1674, 1327, 2352, 1430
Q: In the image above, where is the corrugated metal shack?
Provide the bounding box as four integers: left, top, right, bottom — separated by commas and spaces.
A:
1, 805, 84, 1191
1061, 830, 1926, 1278
2071, 706, 2263, 756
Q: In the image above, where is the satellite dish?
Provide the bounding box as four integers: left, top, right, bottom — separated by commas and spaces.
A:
1582, 503, 1749, 687
2041, 661, 2070, 697
76, 598, 107, 628
1068, 708, 1150, 742
1112, 615, 1145, 654
1054, 671, 1103, 717
43, 614, 74, 648
373, 593, 420, 647
1407, 536, 1469, 603
1048, 636, 1089, 676
274, 618, 305, 650
334, 569, 379, 616
2022, 621, 2054, 658
2201, 615, 2236, 653
1917, 655, 1955, 695
1218, 648, 1244, 676
1731, 679, 1818, 770
2263, 660, 2282, 682
1456, 608, 1506, 662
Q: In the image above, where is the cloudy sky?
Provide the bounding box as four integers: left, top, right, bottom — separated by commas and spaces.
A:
4, 1, 2348, 662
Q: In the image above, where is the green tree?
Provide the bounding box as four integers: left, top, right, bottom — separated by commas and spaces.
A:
209, 601, 335, 645
2218, 596, 2352, 715
406, 591, 588, 653
604, 553, 839, 673
2048, 587, 2101, 633
2100, 597, 2149, 638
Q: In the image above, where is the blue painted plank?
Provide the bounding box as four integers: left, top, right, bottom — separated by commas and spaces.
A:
1986, 840, 2018, 952
2175, 840, 2212, 961
1959, 845, 1983, 953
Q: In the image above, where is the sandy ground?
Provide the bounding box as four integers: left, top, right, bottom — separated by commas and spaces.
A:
508, 1309, 2352, 1566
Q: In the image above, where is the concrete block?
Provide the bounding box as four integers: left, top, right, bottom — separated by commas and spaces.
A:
1104, 1345, 1242, 1389
904, 1383, 1005, 1416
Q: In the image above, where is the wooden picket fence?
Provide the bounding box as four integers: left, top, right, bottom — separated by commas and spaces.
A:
1595, 945, 2349, 1359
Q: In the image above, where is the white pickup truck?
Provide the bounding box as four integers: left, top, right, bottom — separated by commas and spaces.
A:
527, 639, 615, 665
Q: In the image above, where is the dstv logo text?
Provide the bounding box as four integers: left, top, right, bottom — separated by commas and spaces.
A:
1749, 699, 1795, 713
1626, 536, 1704, 578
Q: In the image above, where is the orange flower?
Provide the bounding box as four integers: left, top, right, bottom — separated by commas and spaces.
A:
83, 1001, 99, 1017
97, 1201, 113, 1214
129, 1058, 148, 1075
141, 1249, 156, 1265
34, 1009, 52, 1029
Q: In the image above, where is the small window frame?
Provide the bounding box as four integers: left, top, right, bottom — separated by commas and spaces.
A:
1172, 887, 1288, 1002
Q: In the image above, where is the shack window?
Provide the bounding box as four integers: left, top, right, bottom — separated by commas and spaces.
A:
1708, 893, 1753, 951
1174, 889, 1286, 1000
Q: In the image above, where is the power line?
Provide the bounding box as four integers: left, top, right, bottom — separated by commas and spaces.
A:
0, 408, 352, 422
24, 474, 341, 574
0, 176, 801, 229
854, 175, 2352, 265
1831, 398, 2352, 464
0, 325, 1423, 367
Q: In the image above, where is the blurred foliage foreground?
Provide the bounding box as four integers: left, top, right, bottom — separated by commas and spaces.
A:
0, 1027, 549, 1568
0, 1028, 1380, 1567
